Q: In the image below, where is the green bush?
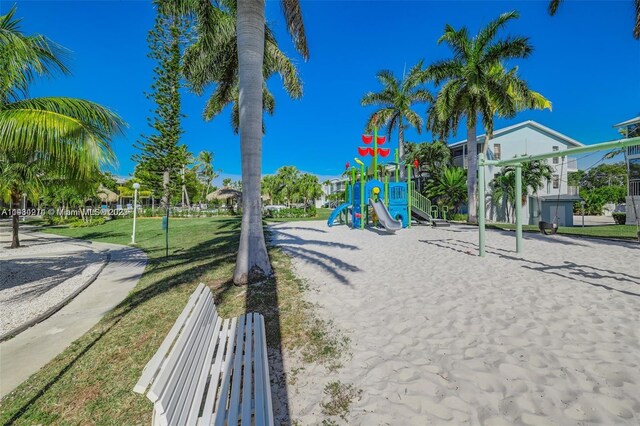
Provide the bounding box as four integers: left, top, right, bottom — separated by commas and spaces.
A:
265, 206, 317, 219
450, 213, 468, 222
612, 212, 627, 225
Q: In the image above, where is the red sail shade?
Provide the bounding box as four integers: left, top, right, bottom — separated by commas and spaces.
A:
358, 146, 374, 156
362, 135, 373, 144
376, 136, 386, 145
377, 148, 390, 157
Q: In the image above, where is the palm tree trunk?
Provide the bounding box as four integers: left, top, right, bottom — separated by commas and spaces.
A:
398, 118, 405, 180
233, 0, 272, 285
10, 190, 21, 248
467, 121, 478, 223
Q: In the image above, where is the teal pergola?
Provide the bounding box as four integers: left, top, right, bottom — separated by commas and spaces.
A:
477, 136, 640, 257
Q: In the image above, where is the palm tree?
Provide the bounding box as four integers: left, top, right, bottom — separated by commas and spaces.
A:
548, 0, 640, 39
0, 6, 124, 248
425, 11, 546, 223
298, 173, 322, 211
361, 61, 432, 178
197, 150, 216, 202
405, 140, 451, 176
181, 1, 303, 133
426, 167, 467, 213
164, 0, 308, 284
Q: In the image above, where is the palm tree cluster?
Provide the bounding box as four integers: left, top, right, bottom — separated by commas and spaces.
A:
262, 166, 322, 209
0, 6, 125, 248
362, 11, 551, 224
487, 160, 553, 222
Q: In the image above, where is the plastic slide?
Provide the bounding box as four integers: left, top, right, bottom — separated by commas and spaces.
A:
327, 202, 351, 227
369, 199, 402, 232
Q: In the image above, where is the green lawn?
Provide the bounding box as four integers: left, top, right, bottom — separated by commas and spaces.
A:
0, 217, 344, 425
487, 222, 640, 240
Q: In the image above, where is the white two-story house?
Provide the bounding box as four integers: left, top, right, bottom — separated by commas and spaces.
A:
450, 120, 582, 226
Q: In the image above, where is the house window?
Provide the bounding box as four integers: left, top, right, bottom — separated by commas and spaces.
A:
552, 146, 559, 164
552, 174, 559, 189
493, 144, 501, 160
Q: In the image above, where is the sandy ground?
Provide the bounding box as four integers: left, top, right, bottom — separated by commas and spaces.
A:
271, 222, 640, 425
0, 224, 107, 336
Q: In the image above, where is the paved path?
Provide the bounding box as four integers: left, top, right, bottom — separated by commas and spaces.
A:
0, 226, 147, 399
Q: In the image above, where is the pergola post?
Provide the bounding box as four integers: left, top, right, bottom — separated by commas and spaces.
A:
478, 153, 486, 257
515, 164, 523, 254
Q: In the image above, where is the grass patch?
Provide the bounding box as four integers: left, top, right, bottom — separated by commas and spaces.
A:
487, 222, 640, 240
0, 217, 346, 424
320, 381, 362, 421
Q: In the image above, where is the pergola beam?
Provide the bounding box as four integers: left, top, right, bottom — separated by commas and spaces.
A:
480, 136, 640, 167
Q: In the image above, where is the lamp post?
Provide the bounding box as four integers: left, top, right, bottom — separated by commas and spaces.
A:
581, 200, 586, 228
131, 183, 140, 244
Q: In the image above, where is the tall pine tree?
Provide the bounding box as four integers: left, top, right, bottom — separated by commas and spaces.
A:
133, 5, 188, 208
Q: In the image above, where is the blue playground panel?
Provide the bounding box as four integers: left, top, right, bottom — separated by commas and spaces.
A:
351, 180, 408, 228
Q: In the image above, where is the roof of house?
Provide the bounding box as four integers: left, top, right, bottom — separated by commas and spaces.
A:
449, 120, 584, 149
613, 116, 640, 128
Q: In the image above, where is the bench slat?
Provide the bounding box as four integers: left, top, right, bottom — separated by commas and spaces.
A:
213, 317, 238, 426
200, 318, 230, 426
134, 284, 206, 394
260, 316, 274, 426
240, 314, 254, 425
148, 290, 212, 403
253, 314, 267, 426
223, 314, 246, 426
185, 315, 223, 426
162, 299, 216, 425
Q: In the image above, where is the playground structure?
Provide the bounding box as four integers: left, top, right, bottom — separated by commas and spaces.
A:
327, 123, 449, 231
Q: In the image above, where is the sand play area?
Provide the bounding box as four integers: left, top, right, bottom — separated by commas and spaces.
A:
271, 222, 640, 425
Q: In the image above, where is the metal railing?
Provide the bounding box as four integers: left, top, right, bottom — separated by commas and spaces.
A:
630, 180, 640, 196
567, 186, 580, 196
628, 145, 640, 156
452, 155, 468, 169
566, 158, 578, 170
410, 181, 432, 217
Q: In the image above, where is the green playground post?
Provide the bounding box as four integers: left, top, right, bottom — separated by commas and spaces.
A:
515, 164, 523, 253
384, 175, 389, 206
395, 149, 399, 182
373, 126, 378, 180
478, 153, 486, 257
355, 158, 365, 229
406, 163, 411, 228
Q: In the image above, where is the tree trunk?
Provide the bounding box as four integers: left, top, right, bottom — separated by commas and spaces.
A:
10, 190, 20, 248
162, 169, 170, 209
467, 121, 478, 223
233, 0, 272, 285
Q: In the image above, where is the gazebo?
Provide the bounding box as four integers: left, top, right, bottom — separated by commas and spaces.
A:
206, 187, 242, 213
97, 185, 118, 205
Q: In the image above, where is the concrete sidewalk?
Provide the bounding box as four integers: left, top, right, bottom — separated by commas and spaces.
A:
0, 229, 147, 399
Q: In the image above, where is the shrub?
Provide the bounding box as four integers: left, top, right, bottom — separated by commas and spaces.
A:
612, 212, 626, 225
266, 207, 317, 219
450, 213, 468, 222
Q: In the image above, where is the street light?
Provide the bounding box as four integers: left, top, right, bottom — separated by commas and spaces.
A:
131, 182, 140, 244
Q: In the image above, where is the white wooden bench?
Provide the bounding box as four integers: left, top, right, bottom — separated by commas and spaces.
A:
133, 283, 274, 426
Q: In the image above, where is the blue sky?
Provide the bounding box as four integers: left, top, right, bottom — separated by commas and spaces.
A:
8, 0, 640, 182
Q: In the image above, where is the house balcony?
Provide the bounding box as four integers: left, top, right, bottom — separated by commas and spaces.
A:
628, 145, 640, 158
567, 185, 580, 196
452, 155, 468, 169
630, 180, 640, 197
565, 158, 578, 172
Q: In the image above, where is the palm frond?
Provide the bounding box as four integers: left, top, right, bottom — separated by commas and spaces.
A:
280, 0, 309, 60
